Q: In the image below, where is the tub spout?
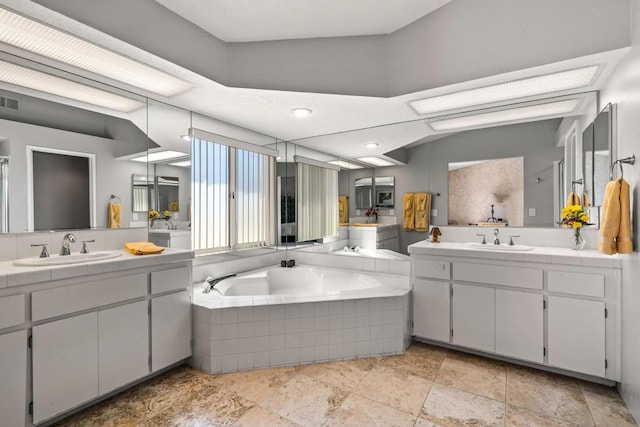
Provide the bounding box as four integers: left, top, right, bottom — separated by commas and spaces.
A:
202, 274, 237, 293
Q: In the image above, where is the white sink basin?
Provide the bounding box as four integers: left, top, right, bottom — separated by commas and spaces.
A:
463, 243, 534, 252
13, 252, 122, 267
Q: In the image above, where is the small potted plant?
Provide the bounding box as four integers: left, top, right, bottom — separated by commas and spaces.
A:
559, 205, 590, 250
148, 210, 160, 228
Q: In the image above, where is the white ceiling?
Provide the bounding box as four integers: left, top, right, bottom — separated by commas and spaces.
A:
155, 0, 452, 42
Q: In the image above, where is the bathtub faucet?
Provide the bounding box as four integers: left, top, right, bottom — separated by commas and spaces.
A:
280, 259, 296, 268
202, 274, 237, 293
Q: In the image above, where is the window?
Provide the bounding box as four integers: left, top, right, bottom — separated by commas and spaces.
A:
296, 157, 339, 242
191, 130, 276, 253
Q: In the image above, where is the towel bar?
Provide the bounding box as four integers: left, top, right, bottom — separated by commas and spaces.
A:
110, 194, 121, 203
609, 155, 636, 180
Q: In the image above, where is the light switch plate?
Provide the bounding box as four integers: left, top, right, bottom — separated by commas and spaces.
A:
431, 209, 438, 217
528, 208, 536, 216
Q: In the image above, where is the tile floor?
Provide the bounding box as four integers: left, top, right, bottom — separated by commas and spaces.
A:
54, 343, 636, 427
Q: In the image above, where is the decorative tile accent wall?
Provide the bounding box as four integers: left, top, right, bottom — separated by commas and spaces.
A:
192, 294, 411, 374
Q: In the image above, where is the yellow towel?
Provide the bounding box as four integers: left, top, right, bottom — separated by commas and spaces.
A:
414, 192, 431, 232
108, 202, 122, 229
403, 193, 415, 230
567, 192, 581, 207
125, 241, 165, 255
338, 195, 349, 224
598, 179, 632, 255
582, 192, 589, 208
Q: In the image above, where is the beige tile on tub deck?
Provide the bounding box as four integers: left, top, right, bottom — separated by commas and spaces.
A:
325, 393, 416, 427
436, 352, 507, 401
422, 383, 505, 426
354, 365, 432, 416
257, 374, 348, 426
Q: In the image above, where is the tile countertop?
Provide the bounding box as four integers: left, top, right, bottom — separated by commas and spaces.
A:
349, 223, 399, 230
0, 248, 195, 289
408, 240, 624, 268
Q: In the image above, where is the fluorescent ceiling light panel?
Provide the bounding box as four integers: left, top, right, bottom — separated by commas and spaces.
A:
428, 99, 580, 132
409, 66, 598, 115
169, 160, 191, 167
0, 8, 191, 97
356, 157, 395, 167
327, 160, 363, 169
0, 60, 145, 112
131, 150, 189, 163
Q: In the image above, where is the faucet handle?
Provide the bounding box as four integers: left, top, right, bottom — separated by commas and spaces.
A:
509, 235, 520, 246
476, 233, 487, 244
31, 243, 49, 258
80, 240, 95, 254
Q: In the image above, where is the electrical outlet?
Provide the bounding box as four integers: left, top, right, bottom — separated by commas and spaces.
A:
431, 209, 438, 217
529, 208, 536, 217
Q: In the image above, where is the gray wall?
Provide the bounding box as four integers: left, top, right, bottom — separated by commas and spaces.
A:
600, 0, 640, 420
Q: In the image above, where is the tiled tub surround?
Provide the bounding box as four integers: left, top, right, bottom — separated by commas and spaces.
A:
191, 265, 411, 374
409, 240, 623, 384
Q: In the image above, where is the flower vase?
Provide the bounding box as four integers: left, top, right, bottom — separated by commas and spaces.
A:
570, 227, 585, 250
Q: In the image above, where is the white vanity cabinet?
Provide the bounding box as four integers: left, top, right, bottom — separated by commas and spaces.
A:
0, 330, 28, 427
0, 256, 194, 426
452, 284, 495, 353
410, 244, 621, 381
33, 312, 99, 424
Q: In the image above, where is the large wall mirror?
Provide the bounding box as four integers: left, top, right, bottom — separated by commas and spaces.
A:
0, 53, 150, 233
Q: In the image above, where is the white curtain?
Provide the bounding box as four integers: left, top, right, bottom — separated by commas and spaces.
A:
296, 162, 339, 242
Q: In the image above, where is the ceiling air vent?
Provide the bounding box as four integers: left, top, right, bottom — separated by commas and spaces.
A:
0, 96, 19, 111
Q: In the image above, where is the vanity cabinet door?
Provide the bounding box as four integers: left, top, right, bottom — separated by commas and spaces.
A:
547, 296, 605, 377
151, 290, 191, 372
98, 300, 149, 394
495, 289, 543, 363
0, 330, 28, 427
413, 279, 450, 342
33, 312, 99, 424
452, 284, 494, 353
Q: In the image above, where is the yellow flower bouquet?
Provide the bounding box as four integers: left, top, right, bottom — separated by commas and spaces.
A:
559, 205, 590, 250
559, 205, 590, 228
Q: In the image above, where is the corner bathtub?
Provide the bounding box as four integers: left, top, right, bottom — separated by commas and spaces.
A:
213, 266, 406, 298
191, 265, 411, 374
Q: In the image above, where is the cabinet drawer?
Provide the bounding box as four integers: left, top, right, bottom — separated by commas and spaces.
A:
32, 273, 147, 321
547, 271, 604, 298
414, 259, 450, 280
453, 262, 542, 290
0, 294, 26, 329
151, 267, 189, 294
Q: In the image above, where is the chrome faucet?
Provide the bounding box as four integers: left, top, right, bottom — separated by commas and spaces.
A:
493, 228, 500, 245
60, 233, 77, 255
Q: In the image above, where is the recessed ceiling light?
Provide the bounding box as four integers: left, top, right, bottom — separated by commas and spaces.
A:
291, 108, 312, 118
168, 160, 191, 167
131, 150, 189, 163
0, 7, 191, 97
0, 60, 144, 112
356, 157, 395, 167
409, 65, 599, 115
327, 160, 364, 169
180, 134, 191, 141
365, 143, 379, 149
427, 99, 580, 132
